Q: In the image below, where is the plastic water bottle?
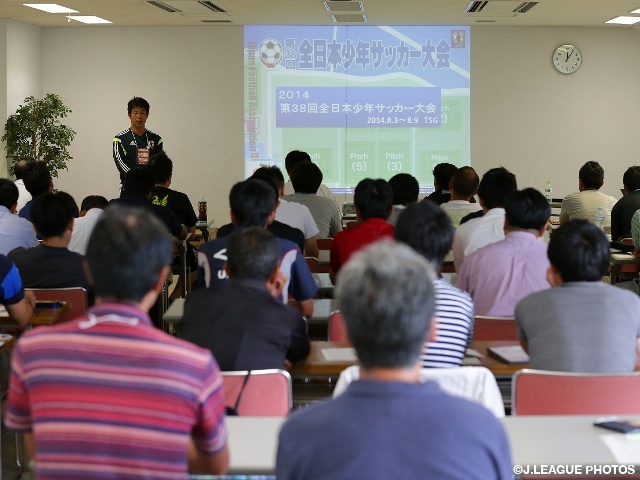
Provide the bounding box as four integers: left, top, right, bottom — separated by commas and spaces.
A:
544, 180, 553, 203
594, 207, 605, 230
198, 196, 207, 223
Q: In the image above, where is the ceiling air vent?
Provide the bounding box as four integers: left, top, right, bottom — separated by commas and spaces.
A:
331, 14, 366, 23
324, 1, 363, 12
513, 2, 538, 13
147, 1, 181, 13
201, 19, 231, 23
198, 1, 227, 13
464, 1, 488, 13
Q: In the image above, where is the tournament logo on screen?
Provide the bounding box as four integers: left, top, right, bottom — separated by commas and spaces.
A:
259, 38, 283, 68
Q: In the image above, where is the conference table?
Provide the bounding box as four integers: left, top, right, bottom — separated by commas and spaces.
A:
0, 302, 71, 327
221, 415, 640, 476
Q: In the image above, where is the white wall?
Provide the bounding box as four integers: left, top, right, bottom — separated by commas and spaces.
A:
9, 24, 640, 225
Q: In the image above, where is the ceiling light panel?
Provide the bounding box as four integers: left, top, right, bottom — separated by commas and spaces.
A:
23, 4, 78, 13
67, 15, 112, 23
605, 16, 640, 25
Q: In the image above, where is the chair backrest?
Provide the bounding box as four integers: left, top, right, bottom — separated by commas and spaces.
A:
512, 369, 640, 415
305, 257, 319, 273
221, 369, 292, 417
473, 316, 518, 341
345, 221, 358, 230
328, 310, 350, 344
27, 287, 88, 324
316, 238, 333, 251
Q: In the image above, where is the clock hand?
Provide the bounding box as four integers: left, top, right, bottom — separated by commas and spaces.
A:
566, 50, 573, 61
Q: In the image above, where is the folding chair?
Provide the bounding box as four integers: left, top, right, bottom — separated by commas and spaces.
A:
473, 316, 518, 341
27, 287, 88, 324
222, 369, 292, 417
328, 310, 350, 344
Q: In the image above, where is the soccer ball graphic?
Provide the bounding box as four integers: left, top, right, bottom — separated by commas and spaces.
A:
259, 39, 283, 68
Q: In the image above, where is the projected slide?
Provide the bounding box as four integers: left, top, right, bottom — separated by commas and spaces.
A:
244, 26, 470, 189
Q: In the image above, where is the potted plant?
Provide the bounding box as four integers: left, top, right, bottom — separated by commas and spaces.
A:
2, 93, 76, 177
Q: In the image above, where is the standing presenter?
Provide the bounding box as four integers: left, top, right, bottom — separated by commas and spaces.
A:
113, 97, 163, 195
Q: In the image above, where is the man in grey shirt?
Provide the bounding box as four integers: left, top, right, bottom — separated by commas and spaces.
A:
516, 220, 640, 372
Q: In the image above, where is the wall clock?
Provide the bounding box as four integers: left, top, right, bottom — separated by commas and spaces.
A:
553, 44, 581, 74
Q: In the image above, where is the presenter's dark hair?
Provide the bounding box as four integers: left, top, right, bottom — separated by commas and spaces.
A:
477, 167, 517, 209
451, 166, 480, 198
23, 161, 51, 197
285, 150, 312, 173
504, 188, 551, 231
395, 201, 454, 267
547, 220, 609, 282
227, 227, 280, 281
0, 179, 19, 209
124, 166, 155, 196
148, 152, 173, 184
336, 241, 436, 369
31, 191, 78, 238
623, 166, 640, 191
354, 178, 393, 220
290, 161, 323, 194
80, 195, 108, 212
433, 163, 457, 190
388, 173, 419, 206
578, 161, 604, 190
87, 206, 172, 302
229, 178, 277, 227
128, 97, 150, 115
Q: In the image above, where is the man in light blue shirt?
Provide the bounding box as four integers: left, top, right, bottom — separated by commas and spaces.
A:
0, 179, 38, 255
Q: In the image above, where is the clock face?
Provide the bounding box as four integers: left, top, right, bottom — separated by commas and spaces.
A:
553, 44, 582, 74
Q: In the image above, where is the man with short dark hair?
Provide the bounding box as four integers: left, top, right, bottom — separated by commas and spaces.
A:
0, 178, 38, 255
182, 227, 310, 370
276, 241, 512, 480
330, 178, 394, 281
395, 201, 474, 368
516, 220, 640, 372
14, 158, 34, 211
611, 166, 640, 240
18, 160, 53, 221
387, 173, 419, 226
457, 188, 551, 317
559, 160, 616, 226
452, 167, 517, 269
282, 150, 339, 209
9, 191, 90, 291
113, 96, 164, 192
441, 166, 482, 227
68, 195, 109, 255
426, 162, 457, 205
198, 179, 317, 318
285, 161, 342, 238
6, 206, 229, 478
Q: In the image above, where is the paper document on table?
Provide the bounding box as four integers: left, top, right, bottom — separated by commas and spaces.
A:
600, 434, 640, 464
461, 356, 481, 365
321, 347, 357, 361
0, 305, 6, 316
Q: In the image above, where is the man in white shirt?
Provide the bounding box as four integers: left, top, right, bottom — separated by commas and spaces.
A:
559, 160, 617, 228
68, 195, 108, 255
440, 166, 482, 227
14, 158, 33, 212
452, 167, 517, 270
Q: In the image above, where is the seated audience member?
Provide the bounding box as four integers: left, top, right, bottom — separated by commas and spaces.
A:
0, 255, 35, 326
452, 167, 517, 270
182, 227, 310, 371
395, 201, 474, 368
441, 166, 482, 227
283, 150, 340, 209
6, 206, 229, 478
387, 173, 419, 226
611, 166, 640, 240
8, 191, 90, 291
426, 162, 457, 205
559, 160, 616, 226
284, 161, 342, 238
110, 166, 187, 240
254, 166, 319, 257
516, 220, 640, 372
198, 179, 317, 317
0, 179, 38, 255
632, 209, 640, 259
68, 195, 108, 255
14, 158, 34, 211
276, 241, 512, 480
457, 188, 551, 317
18, 160, 53, 221
330, 178, 394, 282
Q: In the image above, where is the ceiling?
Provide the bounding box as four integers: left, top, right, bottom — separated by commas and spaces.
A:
1, 0, 640, 28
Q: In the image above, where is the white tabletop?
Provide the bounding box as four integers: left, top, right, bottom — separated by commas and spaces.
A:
226, 416, 285, 474
163, 297, 185, 323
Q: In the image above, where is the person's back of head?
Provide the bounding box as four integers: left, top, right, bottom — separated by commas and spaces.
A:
14, 158, 34, 180
623, 166, 640, 192
354, 178, 393, 220
579, 161, 604, 190
388, 173, 419, 206
227, 227, 280, 281
87, 206, 172, 303
148, 152, 173, 184
23, 161, 52, 197
80, 195, 109, 212
0, 179, 19, 210
395, 201, 454, 268
433, 163, 457, 190
252, 166, 285, 193
336, 240, 436, 369
229, 178, 278, 227
31, 191, 78, 239
290, 161, 322, 194
124, 166, 155, 197
504, 188, 551, 231
285, 150, 312, 175
476, 167, 517, 209
451, 166, 479, 199
127, 97, 150, 115
548, 219, 609, 282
